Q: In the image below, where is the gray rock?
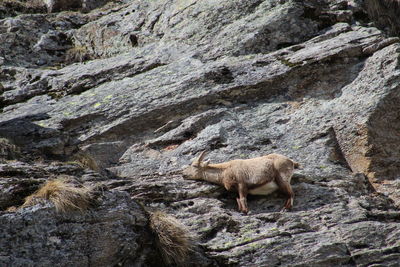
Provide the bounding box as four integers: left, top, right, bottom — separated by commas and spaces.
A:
0, 0, 47, 18
1, 0, 400, 266
43, 0, 112, 13
0, 160, 104, 210
43, 0, 82, 13
33, 30, 72, 52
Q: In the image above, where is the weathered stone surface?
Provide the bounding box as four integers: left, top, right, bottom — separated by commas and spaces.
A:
1, 0, 400, 266
0, 189, 154, 266
43, 0, 81, 13
0, 0, 47, 18
43, 0, 113, 13
0, 160, 105, 210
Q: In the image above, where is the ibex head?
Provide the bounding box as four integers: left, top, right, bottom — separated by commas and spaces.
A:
182, 151, 210, 180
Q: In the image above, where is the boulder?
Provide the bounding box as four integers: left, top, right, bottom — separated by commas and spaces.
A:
0, 189, 154, 266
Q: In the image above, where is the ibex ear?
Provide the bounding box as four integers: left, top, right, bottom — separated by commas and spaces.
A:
191, 159, 199, 167
201, 160, 210, 168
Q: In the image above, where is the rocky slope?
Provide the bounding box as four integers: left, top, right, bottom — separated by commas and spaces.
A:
1, 0, 400, 266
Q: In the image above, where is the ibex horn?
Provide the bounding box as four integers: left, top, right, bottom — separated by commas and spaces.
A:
196, 150, 207, 164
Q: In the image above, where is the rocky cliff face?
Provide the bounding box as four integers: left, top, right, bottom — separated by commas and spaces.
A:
1, 0, 400, 266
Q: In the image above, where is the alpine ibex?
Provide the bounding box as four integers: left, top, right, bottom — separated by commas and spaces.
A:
182, 151, 299, 214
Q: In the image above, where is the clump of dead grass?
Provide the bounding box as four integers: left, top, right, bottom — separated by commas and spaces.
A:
149, 211, 195, 266
65, 45, 95, 64
1, 0, 46, 14
0, 137, 20, 161
22, 178, 93, 213
365, 0, 400, 36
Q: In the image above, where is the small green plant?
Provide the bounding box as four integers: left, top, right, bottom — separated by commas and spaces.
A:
72, 152, 100, 172
93, 102, 101, 108
278, 58, 301, 68
65, 45, 93, 64
0, 138, 20, 160
47, 91, 64, 100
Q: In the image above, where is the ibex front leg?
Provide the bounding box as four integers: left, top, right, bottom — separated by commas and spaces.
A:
236, 197, 243, 212
237, 183, 249, 214
275, 173, 294, 212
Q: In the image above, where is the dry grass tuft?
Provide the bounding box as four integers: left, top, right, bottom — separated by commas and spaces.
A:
72, 151, 100, 172
0, 137, 20, 161
365, 0, 400, 36
1, 0, 46, 13
25, 0, 47, 11
65, 45, 95, 64
22, 178, 93, 213
149, 211, 194, 266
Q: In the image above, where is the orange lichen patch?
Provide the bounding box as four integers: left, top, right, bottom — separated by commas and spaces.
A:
163, 144, 179, 151
346, 153, 373, 176
287, 101, 303, 109
340, 124, 374, 177
6, 206, 17, 212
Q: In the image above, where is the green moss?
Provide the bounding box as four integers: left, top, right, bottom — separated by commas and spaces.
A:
102, 94, 113, 103
241, 222, 259, 232
93, 102, 102, 108
40, 65, 63, 71
222, 241, 233, 248
279, 58, 301, 68
47, 91, 64, 100
248, 242, 264, 249
200, 227, 212, 232
239, 235, 256, 243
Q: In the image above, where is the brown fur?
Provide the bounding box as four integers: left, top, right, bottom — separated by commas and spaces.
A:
182, 151, 298, 214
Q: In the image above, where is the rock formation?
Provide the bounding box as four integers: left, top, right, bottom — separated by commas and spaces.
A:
1, 0, 400, 266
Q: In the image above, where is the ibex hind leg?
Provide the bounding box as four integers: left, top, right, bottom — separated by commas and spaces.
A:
275, 172, 294, 212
